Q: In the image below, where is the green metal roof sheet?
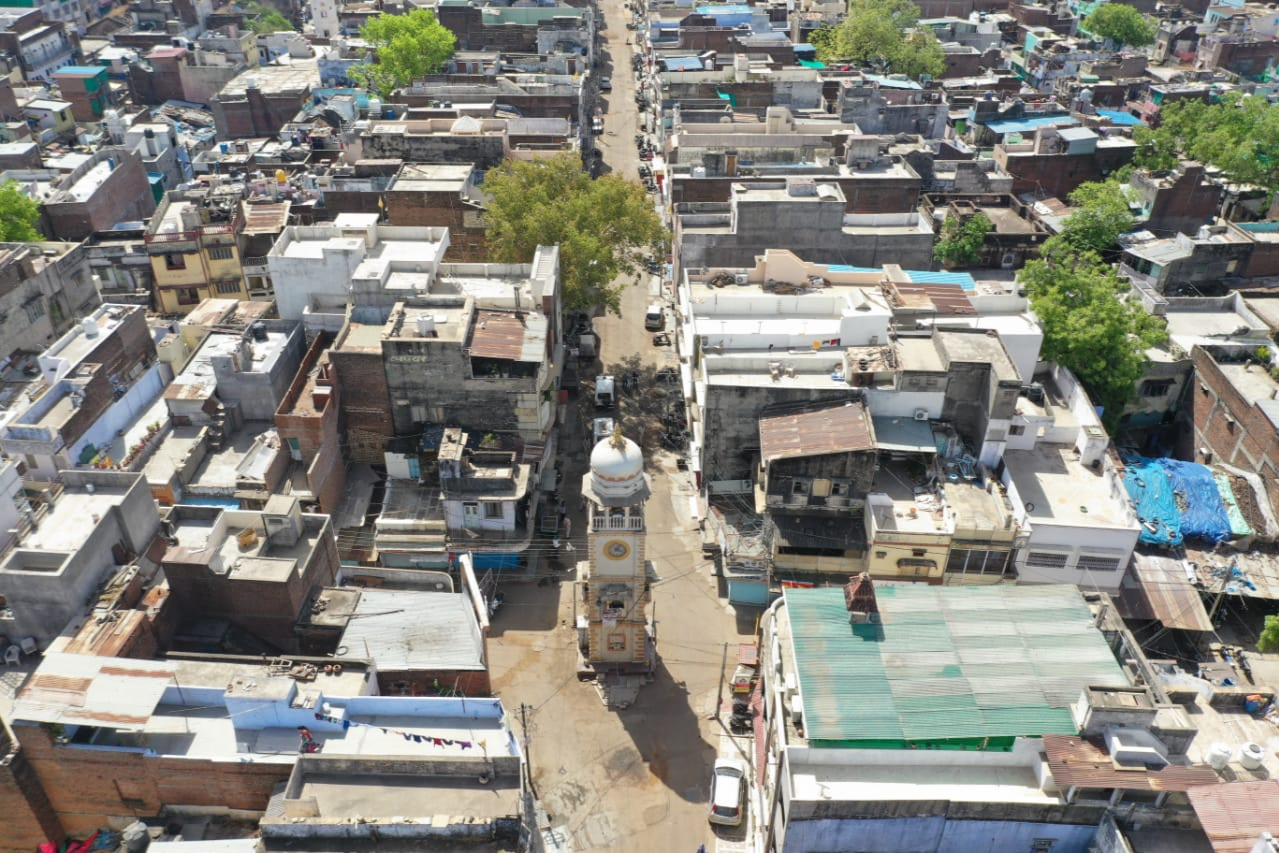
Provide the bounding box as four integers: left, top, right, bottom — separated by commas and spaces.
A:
785, 584, 1128, 746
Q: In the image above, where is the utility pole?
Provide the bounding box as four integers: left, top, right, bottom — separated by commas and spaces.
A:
519, 703, 538, 798
710, 641, 728, 721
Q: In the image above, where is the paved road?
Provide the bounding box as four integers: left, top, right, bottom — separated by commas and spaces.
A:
486, 3, 758, 851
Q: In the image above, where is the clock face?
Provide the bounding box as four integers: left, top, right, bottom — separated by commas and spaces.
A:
604, 540, 631, 560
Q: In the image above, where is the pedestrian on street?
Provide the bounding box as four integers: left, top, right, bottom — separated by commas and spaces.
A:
563, 516, 572, 540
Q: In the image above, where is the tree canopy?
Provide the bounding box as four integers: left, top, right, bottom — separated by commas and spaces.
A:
808, 0, 944, 80
1082, 4, 1156, 48
350, 9, 457, 99
1021, 247, 1166, 426
933, 212, 990, 268
482, 155, 668, 315
1048, 180, 1135, 256
0, 181, 43, 242
242, 1, 293, 34
1133, 92, 1279, 195
1260, 614, 1279, 653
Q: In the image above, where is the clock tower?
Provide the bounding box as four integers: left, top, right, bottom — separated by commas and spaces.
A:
580, 427, 654, 675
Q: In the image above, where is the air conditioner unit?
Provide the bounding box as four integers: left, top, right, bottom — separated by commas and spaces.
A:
734, 273, 748, 284
1013, 533, 1030, 550
913, 408, 929, 421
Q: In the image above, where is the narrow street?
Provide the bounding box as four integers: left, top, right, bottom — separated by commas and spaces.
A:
485, 1, 758, 850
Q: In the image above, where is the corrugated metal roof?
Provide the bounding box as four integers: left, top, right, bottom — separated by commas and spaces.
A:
759, 401, 874, 461
12, 653, 174, 728
785, 585, 1128, 744
1189, 780, 1279, 852
908, 270, 977, 291
340, 588, 486, 672
466, 310, 548, 362
890, 280, 976, 315
241, 202, 291, 234
1044, 735, 1219, 792
872, 416, 939, 453
1117, 553, 1214, 632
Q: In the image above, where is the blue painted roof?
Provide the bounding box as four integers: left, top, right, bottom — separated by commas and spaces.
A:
863, 73, 922, 90
662, 56, 706, 72
908, 270, 976, 291
826, 266, 976, 291
982, 115, 1078, 135
1240, 221, 1279, 233
696, 3, 750, 12
57, 65, 105, 76
1096, 109, 1144, 126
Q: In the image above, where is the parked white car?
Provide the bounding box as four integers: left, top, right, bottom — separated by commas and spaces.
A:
708, 757, 747, 826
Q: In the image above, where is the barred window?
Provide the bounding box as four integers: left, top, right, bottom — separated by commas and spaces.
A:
1025, 551, 1068, 569
1077, 555, 1123, 573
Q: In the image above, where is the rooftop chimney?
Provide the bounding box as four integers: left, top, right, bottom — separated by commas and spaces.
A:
844, 573, 879, 623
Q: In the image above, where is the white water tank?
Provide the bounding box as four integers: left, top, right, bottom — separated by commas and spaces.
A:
1240, 742, 1265, 770
1207, 743, 1233, 770
415, 314, 435, 336
82, 316, 99, 338
369, 97, 383, 118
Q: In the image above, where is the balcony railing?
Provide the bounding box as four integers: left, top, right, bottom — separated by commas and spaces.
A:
591, 515, 644, 532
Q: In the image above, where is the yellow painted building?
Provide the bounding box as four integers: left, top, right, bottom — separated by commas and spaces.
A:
145, 196, 248, 314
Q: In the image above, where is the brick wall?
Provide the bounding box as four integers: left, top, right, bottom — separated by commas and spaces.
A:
377, 668, 492, 697
996, 145, 1136, 198
1189, 347, 1279, 483
16, 723, 290, 838
670, 175, 920, 214
0, 723, 63, 853
276, 333, 347, 512
330, 344, 392, 464
46, 153, 158, 242
384, 191, 487, 260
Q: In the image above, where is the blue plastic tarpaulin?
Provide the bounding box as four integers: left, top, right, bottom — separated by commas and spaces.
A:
1122, 456, 1181, 547
1158, 458, 1232, 544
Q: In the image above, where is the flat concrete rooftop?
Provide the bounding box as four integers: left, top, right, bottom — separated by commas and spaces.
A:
1004, 445, 1130, 528
297, 772, 521, 819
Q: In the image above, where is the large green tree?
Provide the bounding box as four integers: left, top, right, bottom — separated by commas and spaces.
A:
1048, 180, 1135, 256
482, 155, 667, 314
933, 212, 990, 268
1021, 248, 1166, 426
1134, 92, 1279, 194
1082, 4, 1156, 48
808, 0, 944, 80
0, 181, 43, 242
242, 1, 292, 34
350, 9, 457, 98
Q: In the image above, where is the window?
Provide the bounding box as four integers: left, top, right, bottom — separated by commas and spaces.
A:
1030, 841, 1056, 853
608, 633, 626, 651
830, 481, 846, 496
791, 479, 808, 495
483, 502, 503, 520
215, 280, 241, 294
1009, 424, 1025, 436
176, 288, 200, 305
23, 299, 44, 322
1077, 555, 1123, 573
208, 246, 234, 261
1140, 379, 1174, 398
811, 479, 831, 498
1025, 551, 1068, 569
164, 254, 186, 270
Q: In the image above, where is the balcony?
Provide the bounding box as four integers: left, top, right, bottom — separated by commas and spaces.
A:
591, 514, 644, 532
